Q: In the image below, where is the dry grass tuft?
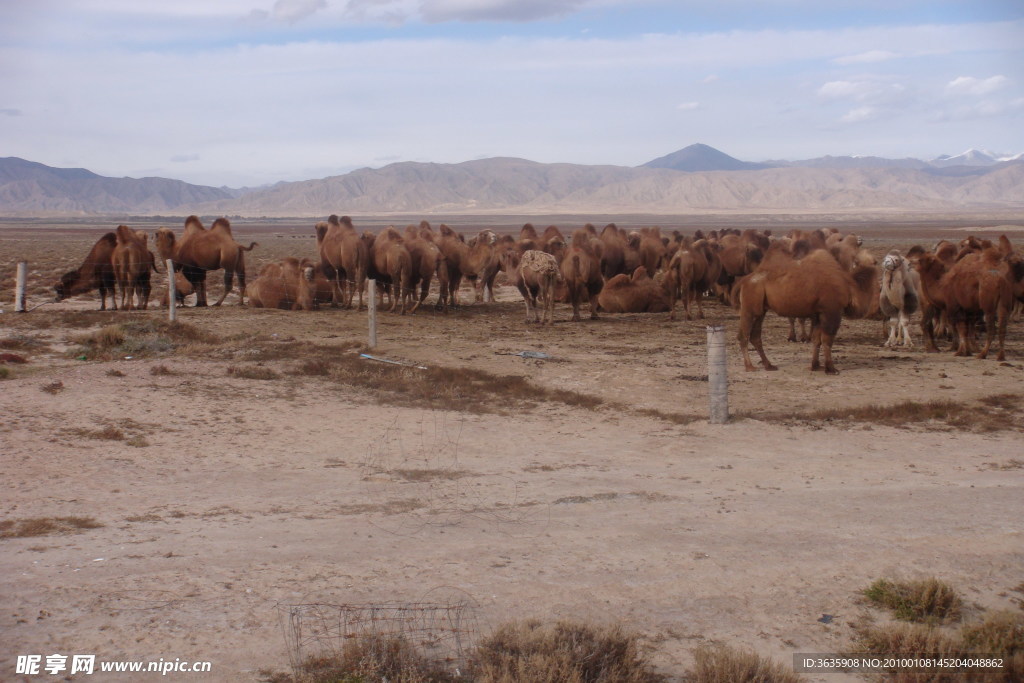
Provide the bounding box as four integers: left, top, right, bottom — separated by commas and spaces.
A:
149, 364, 176, 376
67, 320, 221, 360
960, 611, 1024, 657
863, 578, 963, 624
690, 644, 804, 683
470, 619, 664, 683
106, 368, 125, 377
0, 516, 103, 539
751, 395, 1023, 432
274, 634, 461, 683
227, 365, 281, 380
67, 425, 125, 441
0, 366, 9, 380
41, 380, 64, 394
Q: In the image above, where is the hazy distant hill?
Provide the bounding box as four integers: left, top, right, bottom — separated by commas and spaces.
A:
2, 146, 1022, 217
641, 143, 768, 171
0, 157, 233, 215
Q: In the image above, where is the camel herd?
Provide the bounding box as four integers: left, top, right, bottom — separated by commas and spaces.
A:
51, 215, 1024, 374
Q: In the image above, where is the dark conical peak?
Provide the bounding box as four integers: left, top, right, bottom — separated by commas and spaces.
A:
640, 144, 769, 172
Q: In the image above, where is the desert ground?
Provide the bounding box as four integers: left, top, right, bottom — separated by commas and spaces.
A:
1, 215, 1023, 682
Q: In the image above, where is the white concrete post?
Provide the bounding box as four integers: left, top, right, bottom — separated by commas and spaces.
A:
367, 279, 378, 349
706, 324, 729, 424
15, 262, 27, 313
166, 259, 176, 322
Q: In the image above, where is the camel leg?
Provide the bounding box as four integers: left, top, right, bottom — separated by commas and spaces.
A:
237, 266, 247, 306
810, 321, 822, 371
899, 312, 914, 348
213, 271, 232, 307
995, 307, 1008, 361
694, 289, 704, 319
749, 315, 776, 371
737, 312, 758, 372
819, 312, 841, 374
788, 318, 798, 343
977, 310, 995, 360
884, 317, 898, 347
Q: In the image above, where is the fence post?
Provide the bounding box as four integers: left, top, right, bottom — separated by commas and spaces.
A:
706, 324, 729, 424
166, 259, 176, 322
367, 279, 378, 349
15, 262, 27, 313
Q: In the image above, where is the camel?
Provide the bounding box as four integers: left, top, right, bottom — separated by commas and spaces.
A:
159, 272, 195, 308
736, 246, 878, 374
367, 227, 414, 314
247, 258, 317, 311
112, 225, 161, 311
155, 217, 256, 307
664, 239, 719, 321
55, 232, 118, 310
404, 227, 448, 313
715, 231, 765, 301
436, 224, 469, 308
637, 227, 667, 278
942, 243, 1021, 361
316, 215, 367, 309
879, 250, 920, 348
909, 248, 955, 352
463, 229, 501, 303
597, 223, 628, 280
560, 228, 604, 321
597, 266, 672, 313
501, 249, 563, 324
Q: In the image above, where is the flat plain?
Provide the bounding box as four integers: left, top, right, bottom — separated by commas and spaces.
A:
1, 215, 1022, 681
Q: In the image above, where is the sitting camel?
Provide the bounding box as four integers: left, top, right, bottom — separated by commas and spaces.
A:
597, 266, 672, 314
879, 249, 920, 348
735, 245, 878, 374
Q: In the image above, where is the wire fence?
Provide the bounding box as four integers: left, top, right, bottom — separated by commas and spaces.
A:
280, 600, 479, 675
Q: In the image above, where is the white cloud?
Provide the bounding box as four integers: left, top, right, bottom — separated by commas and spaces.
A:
272, 0, 327, 23
676, 102, 700, 110
839, 106, 877, 124
832, 49, 900, 65
946, 75, 1008, 96
701, 74, 719, 84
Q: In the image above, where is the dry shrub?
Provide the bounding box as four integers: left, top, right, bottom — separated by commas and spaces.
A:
283, 634, 459, 683
227, 365, 281, 380
68, 319, 220, 360
0, 334, 48, 351
470, 619, 663, 683
0, 516, 103, 539
690, 644, 804, 683
106, 369, 125, 377
149, 364, 176, 376
863, 578, 963, 624
41, 380, 64, 394
960, 611, 1024, 658
68, 425, 125, 441
0, 366, 9, 380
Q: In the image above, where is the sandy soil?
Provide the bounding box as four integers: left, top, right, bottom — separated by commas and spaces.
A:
1, 220, 1023, 682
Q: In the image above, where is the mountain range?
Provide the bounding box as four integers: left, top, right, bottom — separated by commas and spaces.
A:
1, 144, 1022, 217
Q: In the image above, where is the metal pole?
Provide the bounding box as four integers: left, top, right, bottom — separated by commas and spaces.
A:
706, 324, 729, 424
166, 259, 177, 322
15, 262, 27, 313
367, 279, 377, 349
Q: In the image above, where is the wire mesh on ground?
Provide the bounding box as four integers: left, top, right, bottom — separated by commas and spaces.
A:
281, 600, 478, 675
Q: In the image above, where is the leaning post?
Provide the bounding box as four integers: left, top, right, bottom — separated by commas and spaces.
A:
367, 279, 378, 349
15, 262, 27, 313
706, 324, 729, 424
166, 259, 176, 323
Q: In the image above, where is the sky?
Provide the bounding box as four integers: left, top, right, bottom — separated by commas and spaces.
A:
1, 0, 1023, 188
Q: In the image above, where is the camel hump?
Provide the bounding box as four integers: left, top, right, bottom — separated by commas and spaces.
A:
100, 232, 118, 247
115, 224, 136, 243
211, 217, 232, 232
328, 214, 341, 226
631, 266, 649, 282
185, 215, 204, 231
998, 234, 1014, 256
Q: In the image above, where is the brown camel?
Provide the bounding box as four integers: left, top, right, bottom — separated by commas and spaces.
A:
942, 243, 1022, 361
909, 248, 954, 352
367, 227, 414, 314
560, 228, 604, 321
436, 224, 469, 308
463, 229, 500, 303
55, 232, 118, 309
404, 227, 448, 313
247, 258, 317, 311
316, 214, 367, 309
112, 225, 161, 310
597, 266, 672, 313
736, 246, 878, 374
156, 217, 256, 307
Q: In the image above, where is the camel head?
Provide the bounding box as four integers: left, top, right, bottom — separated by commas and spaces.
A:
882, 250, 904, 272
154, 227, 176, 261
314, 222, 329, 245
327, 214, 340, 227
54, 271, 77, 301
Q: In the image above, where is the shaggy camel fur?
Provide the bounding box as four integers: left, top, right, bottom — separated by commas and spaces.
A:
159, 271, 195, 308
560, 228, 604, 321
736, 246, 878, 374
112, 225, 160, 310
664, 239, 719, 321
366, 227, 414, 314
909, 248, 955, 352
637, 227, 667, 278
403, 226, 448, 313
715, 231, 766, 301
880, 250, 920, 348
55, 232, 118, 310
436, 224, 469, 308
247, 258, 317, 311
597, 266, 672, 313
156, 217, 256, 307
316, 215, 367, 309
942, 243, 1023, 361
464, 229, 501, 303
501, 249, 563, 324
